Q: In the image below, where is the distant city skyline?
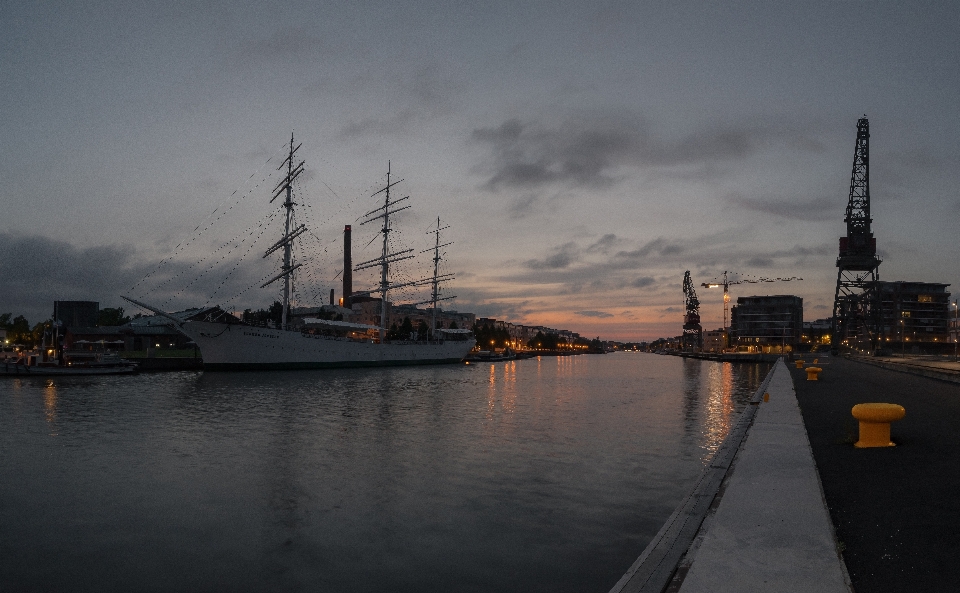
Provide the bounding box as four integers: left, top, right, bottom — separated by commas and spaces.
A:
2, 1, 958, 341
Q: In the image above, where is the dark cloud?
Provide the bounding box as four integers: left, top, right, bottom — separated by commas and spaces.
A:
524, 242, 580, 269
0, 233, 297, 324
470, 117, 801, 192
575, 310, 613, 318
0, 234, 151, 323
614, 238, 685, 262
586, 233, 619, 254
744, 257, 775, 268
725, 193, 836, 221
630, 276, 656, 288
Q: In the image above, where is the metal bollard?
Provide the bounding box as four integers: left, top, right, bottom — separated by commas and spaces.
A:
805, 366, 822, 381
851, 403, 906, 448
795, 359, 804, 369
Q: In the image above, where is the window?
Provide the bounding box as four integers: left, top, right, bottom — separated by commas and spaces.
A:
918, 295, 933, 303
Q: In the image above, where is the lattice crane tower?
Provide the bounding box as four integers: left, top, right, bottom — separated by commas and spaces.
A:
682, 271, 702, 351
832, 116, 882, 351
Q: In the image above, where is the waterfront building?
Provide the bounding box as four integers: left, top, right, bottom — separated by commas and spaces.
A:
872, 281, 952, 351
730, 295, 803, 353
702, 328, 727, 353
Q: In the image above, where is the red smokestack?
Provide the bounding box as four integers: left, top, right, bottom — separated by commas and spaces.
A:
343, 225, 352, 308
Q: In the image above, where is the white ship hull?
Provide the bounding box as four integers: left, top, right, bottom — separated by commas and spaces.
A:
178, 321, 475, 371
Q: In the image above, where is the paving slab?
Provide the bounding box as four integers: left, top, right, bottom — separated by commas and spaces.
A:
678, 360, 850, 592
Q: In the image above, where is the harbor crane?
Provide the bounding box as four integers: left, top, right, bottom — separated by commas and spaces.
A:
682, 271, 702, 352
701, 271, 802, 336
832, 116, 882, 352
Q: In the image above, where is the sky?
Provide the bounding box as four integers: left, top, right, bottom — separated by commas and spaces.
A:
2, 1, 958, 341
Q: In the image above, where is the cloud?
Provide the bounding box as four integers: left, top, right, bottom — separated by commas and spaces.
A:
237, 26, 328, 62
524, 242, 580, 269
725, 192, 836, 221
0, 234, 152, 323
630, 276, 656, 288
586, 233, 619, 254
613, 238, 685, 262
575, 310, 613, 318
469, 116, 799, 192
744, 257, 775, 268
0, 233, 297, 324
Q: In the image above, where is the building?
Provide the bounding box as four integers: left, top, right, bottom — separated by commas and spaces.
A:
872, 281, 952, 352
730, 295, 803, 353
801, 318, 832, 350
53, 301, 99, 328
702, 329, 727, 353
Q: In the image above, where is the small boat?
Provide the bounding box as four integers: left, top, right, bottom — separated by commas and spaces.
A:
1, 350, 138, 376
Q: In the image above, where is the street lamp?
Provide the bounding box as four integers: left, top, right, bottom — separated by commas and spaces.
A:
953, 301, 958, 362
900, 319, 904, 357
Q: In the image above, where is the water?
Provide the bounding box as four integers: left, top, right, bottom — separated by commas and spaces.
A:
1, 353, 769, 592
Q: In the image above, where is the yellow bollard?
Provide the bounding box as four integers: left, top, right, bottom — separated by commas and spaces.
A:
851, 403, 906, 448
795, 359, 804, 369
763, 392, 770, 402
805, 366, 822, 381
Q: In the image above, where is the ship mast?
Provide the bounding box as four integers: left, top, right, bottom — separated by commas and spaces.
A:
261, 133, 306, 329
355, 163, 414, 342
424, 217, 455, 336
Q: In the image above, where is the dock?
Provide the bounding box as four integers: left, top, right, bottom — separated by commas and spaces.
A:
612, 354, 960, 592
610, 353, 960, 591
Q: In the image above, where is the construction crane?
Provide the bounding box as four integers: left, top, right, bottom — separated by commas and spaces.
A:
701, 271, 802, 337
682, 271, 702, 352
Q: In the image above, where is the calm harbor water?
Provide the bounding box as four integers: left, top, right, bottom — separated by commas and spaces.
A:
1, 353, 769, 592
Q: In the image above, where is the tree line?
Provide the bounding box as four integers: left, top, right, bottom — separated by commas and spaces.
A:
1, 307, 134, 347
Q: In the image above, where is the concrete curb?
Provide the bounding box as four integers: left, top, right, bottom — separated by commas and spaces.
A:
846, 355, 960, 385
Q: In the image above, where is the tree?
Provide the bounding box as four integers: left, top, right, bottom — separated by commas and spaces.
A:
416, 320, 429, 341
242, 301, 284, 327
387, 322, 401, 341
98, 307, 131, 327
448, 320, 458, 330
5, 315, 32, 345
399, 317, 415, 340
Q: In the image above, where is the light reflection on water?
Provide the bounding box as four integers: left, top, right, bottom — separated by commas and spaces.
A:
0, 353, 769, 593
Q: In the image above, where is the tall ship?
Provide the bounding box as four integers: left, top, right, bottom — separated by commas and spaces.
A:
125, 135, 474, 370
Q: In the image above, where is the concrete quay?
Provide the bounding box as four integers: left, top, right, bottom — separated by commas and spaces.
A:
609, 360, 850, 593
673, 360, 850, 592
